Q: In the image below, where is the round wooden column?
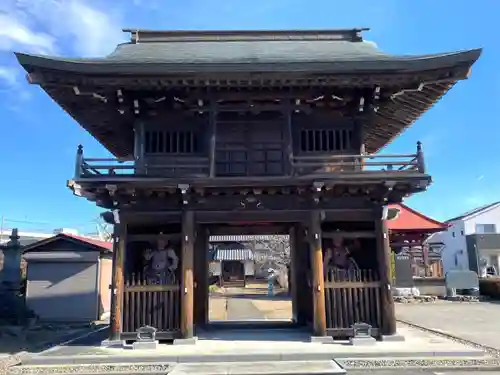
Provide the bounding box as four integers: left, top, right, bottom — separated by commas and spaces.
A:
110, 222, 126, 341
309, 211, 327, 337
181, 210, 195, 339
375, 209, 397, 336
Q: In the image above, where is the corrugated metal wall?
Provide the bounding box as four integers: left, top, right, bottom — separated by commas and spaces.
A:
26, 261, 99, 322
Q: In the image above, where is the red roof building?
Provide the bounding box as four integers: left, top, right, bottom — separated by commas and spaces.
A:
387, 203, 448, 233
387, 204, 447, 278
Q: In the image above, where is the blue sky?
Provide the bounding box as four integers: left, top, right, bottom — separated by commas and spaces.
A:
0, 0, 498, 234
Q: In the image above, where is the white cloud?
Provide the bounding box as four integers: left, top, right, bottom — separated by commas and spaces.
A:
0, 13, 56, 54
1, 0, 125, 57
0, 66, 21, 87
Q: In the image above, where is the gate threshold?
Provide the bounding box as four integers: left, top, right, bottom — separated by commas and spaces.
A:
204, 319, 301, 331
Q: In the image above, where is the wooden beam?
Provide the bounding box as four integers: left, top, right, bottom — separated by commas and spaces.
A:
208, 101, 217, 178
322, 231, 375, 239
196, 210, 309, 224
309, 210, 327, 337
127, 233, 181, 242
375, 208, 397, 336
181, 210, 195, 338
208, 224, 290, 236
109, 221, 126, 341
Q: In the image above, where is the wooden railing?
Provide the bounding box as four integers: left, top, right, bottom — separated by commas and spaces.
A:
73, 142, 426, 179
292, 141, 425, 175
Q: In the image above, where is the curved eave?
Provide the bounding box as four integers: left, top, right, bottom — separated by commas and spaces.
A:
15, 49, 482, 75
15, 48, 482, 157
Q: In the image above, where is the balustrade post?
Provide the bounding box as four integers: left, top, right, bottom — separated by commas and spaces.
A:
74, 144, 84, 179
416, 141, 426, 174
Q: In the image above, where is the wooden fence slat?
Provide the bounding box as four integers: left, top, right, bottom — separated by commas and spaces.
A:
122, 263, 181, 337
324, 267, 383, 337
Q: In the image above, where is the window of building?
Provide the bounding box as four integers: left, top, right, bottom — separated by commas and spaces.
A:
145, 130, 199, 154
475, 224, 497, 234
299, 128, 353, 152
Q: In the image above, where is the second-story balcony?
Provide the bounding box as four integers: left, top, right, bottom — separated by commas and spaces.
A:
72, 142, 427, 183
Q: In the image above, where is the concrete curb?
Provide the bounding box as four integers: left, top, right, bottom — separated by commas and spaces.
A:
337, 357, 500, 371
8, 358, 500, 374
19, 349, 489, 367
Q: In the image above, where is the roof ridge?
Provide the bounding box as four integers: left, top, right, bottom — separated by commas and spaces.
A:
446, 201, 500, 222
398, 203, 448, 228
122, 28, 369, 44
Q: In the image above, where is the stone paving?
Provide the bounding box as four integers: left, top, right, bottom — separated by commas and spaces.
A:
24, 323, 486, 362
396, 300, 500, 349
209, 283, 292, 321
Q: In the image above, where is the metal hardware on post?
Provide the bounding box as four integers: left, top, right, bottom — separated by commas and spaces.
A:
416, 141, 426, 174
74, 144, 84, 179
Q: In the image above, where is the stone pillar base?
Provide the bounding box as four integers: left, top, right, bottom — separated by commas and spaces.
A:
380, 333, 406, 342
310, 336, 334, 344
173, 336, 198, 345
100, 339, 125, 348
133, 340, 159, 350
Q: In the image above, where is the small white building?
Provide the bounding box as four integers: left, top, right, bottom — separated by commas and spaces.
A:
429, 201, 500, 276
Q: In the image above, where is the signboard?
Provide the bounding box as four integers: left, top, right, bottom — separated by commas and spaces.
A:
390, 252, 396, 284
393, 253, 414, 288
445, 270, 479, 290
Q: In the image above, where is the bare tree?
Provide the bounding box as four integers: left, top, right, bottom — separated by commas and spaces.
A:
94, 216, 113, 241
254, 235, 290, 268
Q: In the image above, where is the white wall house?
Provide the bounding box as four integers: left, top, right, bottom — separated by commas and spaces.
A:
429, 202, 500, 275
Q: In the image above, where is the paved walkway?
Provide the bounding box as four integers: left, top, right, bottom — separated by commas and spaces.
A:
396, 300, 500, 349
227, 297, 265, 320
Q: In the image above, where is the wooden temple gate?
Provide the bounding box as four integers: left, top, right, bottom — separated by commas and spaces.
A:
109, 207, 395, 342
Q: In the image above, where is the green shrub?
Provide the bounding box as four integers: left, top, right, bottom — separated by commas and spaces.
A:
208, 284, 218, 293
479, 277, 500, 299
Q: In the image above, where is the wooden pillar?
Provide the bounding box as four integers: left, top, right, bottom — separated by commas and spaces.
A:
133, 121, 146, 174
309, 211, 327, 337
181, 210, 195, 338
208, 101, 217, 178
110, 222, 126, 341
289, 225, 299, 323
194, 225, 208, 328
375, 208, 397, 336
283, 101, 293, 176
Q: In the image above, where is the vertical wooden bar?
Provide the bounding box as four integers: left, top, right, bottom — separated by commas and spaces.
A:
293, 224, 307, 325
181, 210, 195, 338
134, 121, 146, 174
110, 220, 126, 341
375, 207, 397, 336
194, 224, 208, 328
283, 101, 293, 176
289, 224, 299, 323
309, 211, 327, 337
209, 101, 217, 178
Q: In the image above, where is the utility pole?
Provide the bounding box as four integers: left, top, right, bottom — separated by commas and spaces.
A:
0, 215, 4, 243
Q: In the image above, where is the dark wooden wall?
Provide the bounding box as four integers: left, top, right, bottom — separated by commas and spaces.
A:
137, 109, 360, 178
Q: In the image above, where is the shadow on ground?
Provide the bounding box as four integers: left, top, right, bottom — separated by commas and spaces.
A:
197, 327, 310, 342
210, 292, 291, 302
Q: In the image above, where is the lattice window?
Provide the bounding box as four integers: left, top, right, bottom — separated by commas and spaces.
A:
145, 130, 199, 154
299, 129, 353, 152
